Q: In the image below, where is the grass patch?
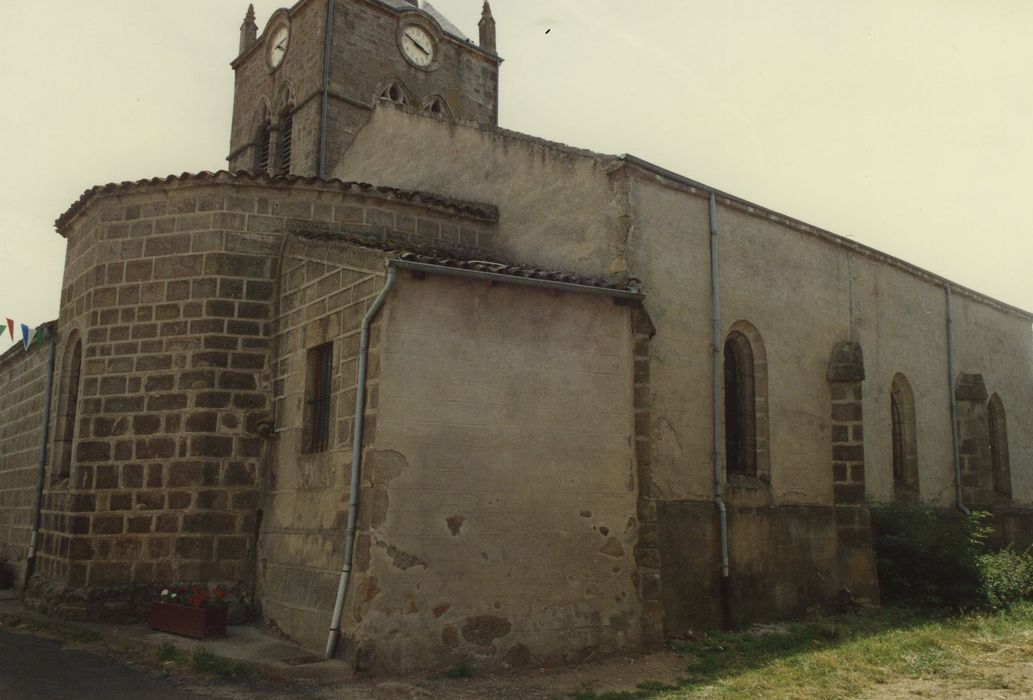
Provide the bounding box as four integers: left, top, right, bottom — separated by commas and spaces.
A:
154, 642, 256, 681
63, 627, 102, 644
573, 603, 1033, 699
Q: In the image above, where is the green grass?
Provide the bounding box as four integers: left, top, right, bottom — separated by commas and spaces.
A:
155, 642, 257, 681
571, 603, 1033, 699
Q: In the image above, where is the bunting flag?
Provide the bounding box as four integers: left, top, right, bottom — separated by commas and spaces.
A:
2, 318, 51, 352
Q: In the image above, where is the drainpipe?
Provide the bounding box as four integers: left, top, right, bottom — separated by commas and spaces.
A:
709, 192, 732, 627
25, 328, 58, 588
945, 284, 969, 515
325, 262, 397, 659
318, 0, 335, 179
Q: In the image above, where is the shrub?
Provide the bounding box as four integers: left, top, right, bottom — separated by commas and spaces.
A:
978, 548, 1033, 610
871, 503, 990, 609
871, 502, 1033, 610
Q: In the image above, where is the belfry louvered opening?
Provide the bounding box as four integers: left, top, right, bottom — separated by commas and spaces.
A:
280, 109, 293, 174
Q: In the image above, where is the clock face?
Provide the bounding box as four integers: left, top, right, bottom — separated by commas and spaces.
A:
400, 25, 435, 68
269, 26, 289, 69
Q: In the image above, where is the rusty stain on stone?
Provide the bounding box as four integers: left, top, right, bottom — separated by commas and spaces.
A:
446, 515, 465, 536
579, 510, 592, 518
432, 602, 451, 618
441, 624, 459, 648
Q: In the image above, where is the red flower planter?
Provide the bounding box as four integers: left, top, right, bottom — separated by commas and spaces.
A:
150, 601, 227, 640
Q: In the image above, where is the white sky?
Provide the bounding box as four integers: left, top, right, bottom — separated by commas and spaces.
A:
1, 1, 1031, 354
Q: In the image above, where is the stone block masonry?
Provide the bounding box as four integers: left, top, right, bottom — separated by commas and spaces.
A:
25, 172, 499, 620
0, 337, 52, 584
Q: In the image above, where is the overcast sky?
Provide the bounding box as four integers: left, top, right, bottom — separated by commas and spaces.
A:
1, 1, 1031, 354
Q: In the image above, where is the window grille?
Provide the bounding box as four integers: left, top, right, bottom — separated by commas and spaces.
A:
306, 342, 333, 453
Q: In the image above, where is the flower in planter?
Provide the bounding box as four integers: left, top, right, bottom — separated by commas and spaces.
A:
159, 584, 231, 609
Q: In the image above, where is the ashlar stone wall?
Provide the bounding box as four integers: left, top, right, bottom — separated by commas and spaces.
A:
0, 338, 52, 584
27, 172, 496, 620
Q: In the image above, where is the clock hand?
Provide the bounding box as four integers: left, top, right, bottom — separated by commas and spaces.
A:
404, 30, 431, 54
410, 40, 430, 56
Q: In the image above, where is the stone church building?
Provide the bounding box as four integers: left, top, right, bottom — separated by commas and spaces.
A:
1, 0, 1031, 673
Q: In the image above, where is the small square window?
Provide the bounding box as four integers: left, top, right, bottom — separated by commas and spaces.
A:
304, 342, 333, 453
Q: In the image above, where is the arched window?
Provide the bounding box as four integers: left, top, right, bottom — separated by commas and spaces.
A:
279, 106, 294, 174
376, 80, 409, 105
54, 332, 82, 481
890, 373, 919, 497
988, 393, 1011, 499
724, 331, 757, 476
421, 95, 453, 118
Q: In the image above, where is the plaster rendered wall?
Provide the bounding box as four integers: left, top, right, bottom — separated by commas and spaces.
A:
0, 341, 51, 584
354, 274, 641, 672
334, 106, 623, 278
950, 293, 1033, 504
628, 175, 1033, 631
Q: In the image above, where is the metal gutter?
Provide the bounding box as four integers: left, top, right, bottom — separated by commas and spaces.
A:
318, 0, 335, 179
325, 264, 397, 659
945, 284, 969, 515
390, 258, 644, 301
24, 328, 58, 588
708, 192, 732, 628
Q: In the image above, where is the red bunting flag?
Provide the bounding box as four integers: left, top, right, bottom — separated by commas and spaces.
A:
5, 319, 11, 341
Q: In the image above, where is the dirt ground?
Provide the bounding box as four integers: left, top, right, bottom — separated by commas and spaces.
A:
172, 649, 690, 700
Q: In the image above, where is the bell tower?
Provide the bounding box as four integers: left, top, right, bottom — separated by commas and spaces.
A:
227, 0, 501, 178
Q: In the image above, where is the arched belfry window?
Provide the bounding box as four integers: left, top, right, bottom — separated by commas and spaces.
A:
256, 120, 271, 173
988, 393, 1011, 499
421, 95, 453, 118
722, 322, 769, 480
279, 105, 294, 174
376, 80, 410, 106
890, 373, 919, 498
54, 332, 83, 481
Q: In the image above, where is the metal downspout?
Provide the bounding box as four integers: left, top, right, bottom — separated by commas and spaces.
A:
709, 192, 732, 626
325, 263, 397, 659
945, 284, 969, 515
318, 0, 335, 179
25, 330, 58, 588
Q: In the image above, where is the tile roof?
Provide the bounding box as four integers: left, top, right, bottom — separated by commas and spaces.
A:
392, 251, 641, 293
54, 170, 498, 233
294, 230, 641, 295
